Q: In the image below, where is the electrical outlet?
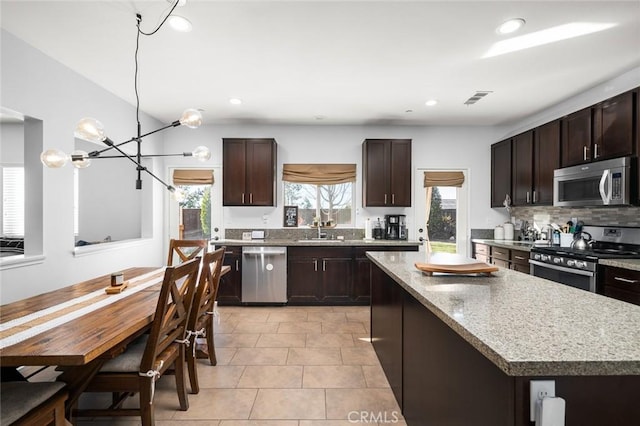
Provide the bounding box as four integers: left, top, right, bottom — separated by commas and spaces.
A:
530, 380, 555, 422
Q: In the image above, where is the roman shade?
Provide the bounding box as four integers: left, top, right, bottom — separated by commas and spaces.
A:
172, 169, 214, 185
282, 164, 356, 185
423, 171, 465, 188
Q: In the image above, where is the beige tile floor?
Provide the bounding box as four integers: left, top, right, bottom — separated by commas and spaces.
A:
76, 305, 407, 426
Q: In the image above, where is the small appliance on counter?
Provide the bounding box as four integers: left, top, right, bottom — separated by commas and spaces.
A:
384, 214, 407, 240
373, 218, 385, 240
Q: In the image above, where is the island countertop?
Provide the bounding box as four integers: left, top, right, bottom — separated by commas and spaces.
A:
367, 251, 640, 376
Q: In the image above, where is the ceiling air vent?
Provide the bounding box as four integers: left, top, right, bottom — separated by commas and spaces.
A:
464, 91, 493, 105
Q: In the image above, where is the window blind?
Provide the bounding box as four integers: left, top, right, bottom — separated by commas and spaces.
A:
282, 164, 356, 185
2, 167, 25, 236
423, 171, 465, 188
172, 169, 214, 185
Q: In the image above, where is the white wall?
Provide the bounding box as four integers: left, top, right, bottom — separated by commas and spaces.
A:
0, 122, 24, 163
162, 124, 510, 239
0, 30, 166, 304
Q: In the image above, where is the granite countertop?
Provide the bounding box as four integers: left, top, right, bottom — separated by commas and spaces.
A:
367, 251, 640, 377
471, 238, 545, 252
213, 239, 421, 247
599, 258, 640, 272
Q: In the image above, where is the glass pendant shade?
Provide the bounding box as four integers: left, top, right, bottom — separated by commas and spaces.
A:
40, 149, 68, 168
71, 150, 92, 169
192, 145, 211, 162
75, 117, 107, 143
179, 109, 202, 128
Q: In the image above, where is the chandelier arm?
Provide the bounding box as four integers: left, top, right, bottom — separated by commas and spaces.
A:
101, 139, 175, 191
87, 122, 181, 157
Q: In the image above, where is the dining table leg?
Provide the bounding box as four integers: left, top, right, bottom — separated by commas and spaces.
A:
56, 358, 105, 422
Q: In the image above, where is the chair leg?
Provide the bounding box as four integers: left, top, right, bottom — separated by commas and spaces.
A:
187, 336, 199, 394
140, 377, 155, 426
206, 320, 217, 366
175, 346, 189, 410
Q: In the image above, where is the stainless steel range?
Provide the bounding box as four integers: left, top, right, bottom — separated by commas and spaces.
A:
530, 225, 640, 293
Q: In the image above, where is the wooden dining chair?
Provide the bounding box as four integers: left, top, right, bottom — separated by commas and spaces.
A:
75, 258, 200, 426
185, 247, 225, 394
167, 239, 208, 266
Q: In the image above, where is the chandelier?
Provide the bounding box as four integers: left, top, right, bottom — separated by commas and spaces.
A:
40, 1, 209, 199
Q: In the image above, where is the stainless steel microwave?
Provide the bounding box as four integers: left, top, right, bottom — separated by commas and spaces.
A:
553, 156, 635, 207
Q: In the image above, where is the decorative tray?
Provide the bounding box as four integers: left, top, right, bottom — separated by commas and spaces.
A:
415, 262, 499, 276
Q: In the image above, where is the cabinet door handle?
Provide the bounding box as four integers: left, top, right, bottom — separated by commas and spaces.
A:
514, 256, 526, 260
594, 143, 599, 159
526, 191, 530, 204
242, 193, 245, 204
322, 260, 326, 272
313, 259, 318, 272
392, 194, 395, 204
494, 251, 504, 256
614, 276, 638, 284
250, 193, 253, 204
235, 259, 239, 271
532, 190, 537, 204
583, 146, 589, 161
384, 194, 387, 204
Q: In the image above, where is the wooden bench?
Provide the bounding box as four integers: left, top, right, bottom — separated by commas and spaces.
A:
1, 381, 68, 426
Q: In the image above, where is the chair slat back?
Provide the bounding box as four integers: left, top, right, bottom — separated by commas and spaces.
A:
140, 258, 200, 372
167, 239, 208, 266
187, 247, 225, 332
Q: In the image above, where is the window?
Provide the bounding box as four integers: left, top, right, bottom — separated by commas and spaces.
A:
2, 166, 24, 236
282, 164, 356, 226
284, 182, 354, 226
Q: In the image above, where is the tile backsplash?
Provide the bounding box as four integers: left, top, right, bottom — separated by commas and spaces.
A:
511, 205, 640, 227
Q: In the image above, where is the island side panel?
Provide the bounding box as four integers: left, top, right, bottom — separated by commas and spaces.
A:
402, 288, 515, 426
370, 262, 404, 410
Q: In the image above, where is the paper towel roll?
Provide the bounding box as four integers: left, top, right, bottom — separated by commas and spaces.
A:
364, 218, 372, 240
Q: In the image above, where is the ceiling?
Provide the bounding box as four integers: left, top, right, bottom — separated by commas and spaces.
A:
1, 1, 639, 126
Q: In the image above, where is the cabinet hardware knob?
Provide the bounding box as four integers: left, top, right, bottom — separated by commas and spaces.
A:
235, 259, 239, 271
594, 143, 599, 159
322, 260, 326, 272
313, 259, 318, 272
242, 193, 245, 204
532, 191, 537, 204
384, 194, 387, 204
526, 191, 530, 204
392, 194, 395, 204
250, 193, 253, 204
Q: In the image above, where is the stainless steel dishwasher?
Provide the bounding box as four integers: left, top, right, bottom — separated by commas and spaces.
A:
241, 246, 287, 304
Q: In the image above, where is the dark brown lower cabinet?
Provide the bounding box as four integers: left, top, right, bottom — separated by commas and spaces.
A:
370, 262, 640, 426
288, 245, 419, 305
287, 247, 353, 305
217, 247, 242, 305
601, 266, 640, 306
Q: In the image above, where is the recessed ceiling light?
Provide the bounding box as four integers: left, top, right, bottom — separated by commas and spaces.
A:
229, 98, 242, 105
425, 99, 438, 107
168, 15, 192, 32
497, 18, 526, 35
484, 22, 616, 58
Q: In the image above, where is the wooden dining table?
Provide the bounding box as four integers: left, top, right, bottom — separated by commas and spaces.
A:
0, 265, 230, 416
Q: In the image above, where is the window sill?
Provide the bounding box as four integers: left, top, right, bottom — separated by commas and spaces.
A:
73, 238, 151, 257
0, 254, 46, 271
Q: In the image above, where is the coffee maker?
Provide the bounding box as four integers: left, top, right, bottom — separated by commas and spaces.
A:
384, 214, 407, 240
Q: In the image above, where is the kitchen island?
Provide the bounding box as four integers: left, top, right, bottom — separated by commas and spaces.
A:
368, 251, 640, 426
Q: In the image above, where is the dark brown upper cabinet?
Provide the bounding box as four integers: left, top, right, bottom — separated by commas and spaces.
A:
593, 91, 634, 161
533, 120, 561, 205
491, 139, 511, 208
362, 139, 412, 207
561, 107, 593, 167
562, 90, 635, 167
222, 138, 276, 206
511, 131, 534, 206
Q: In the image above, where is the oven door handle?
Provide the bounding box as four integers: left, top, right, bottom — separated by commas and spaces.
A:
529, 260, 595, 277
